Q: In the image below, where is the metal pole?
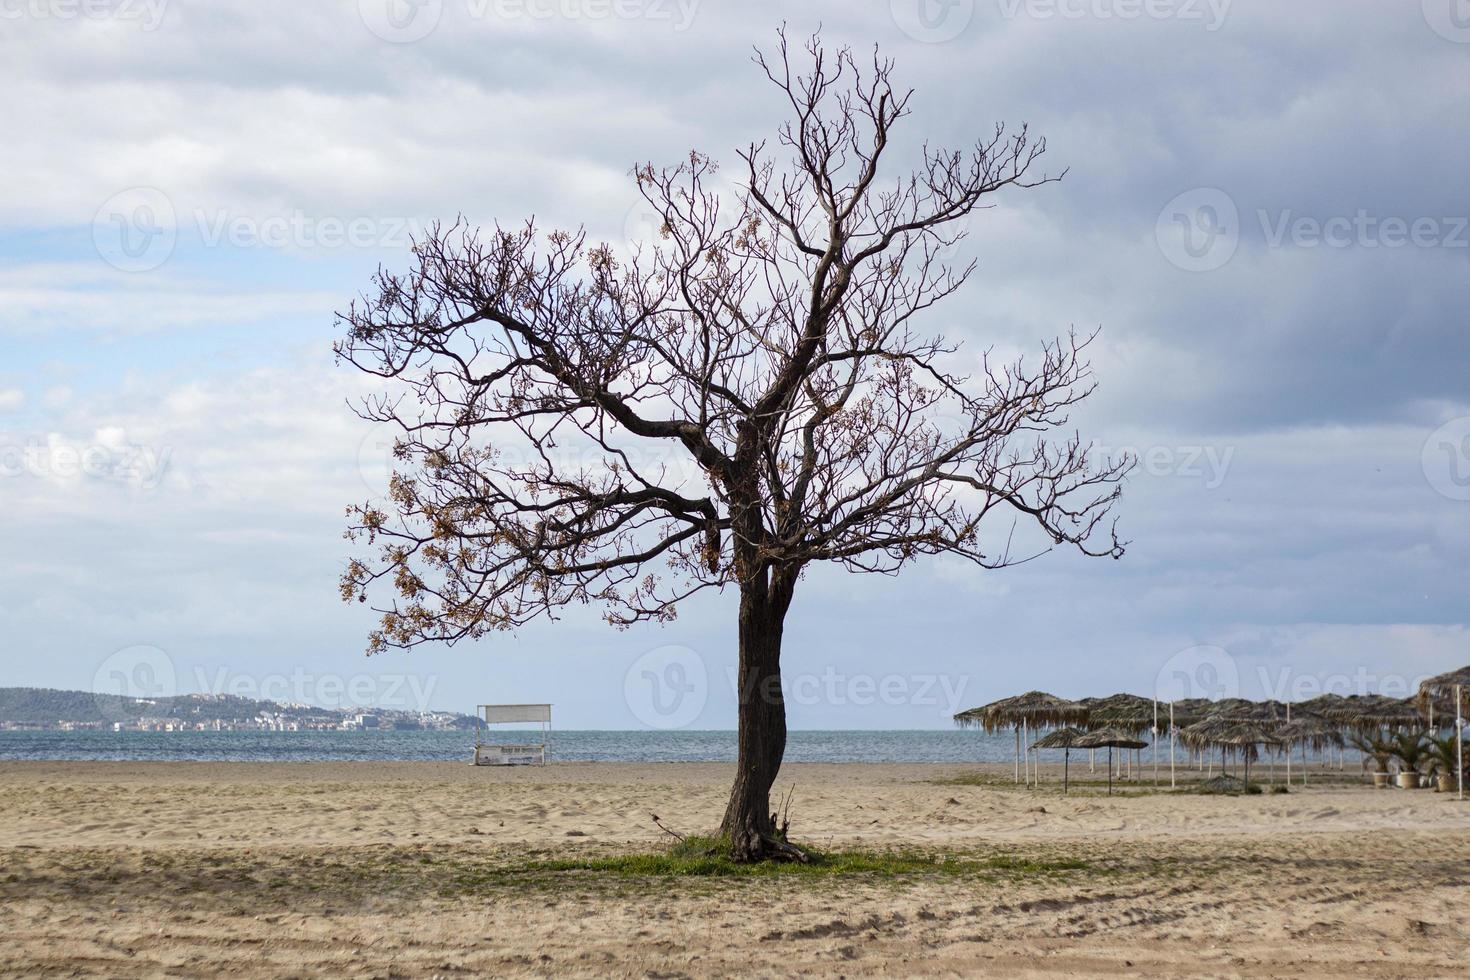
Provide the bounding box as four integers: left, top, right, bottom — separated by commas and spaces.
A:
1458, 685, 1463, 802
1015, 726, 1020, 784
1022, 718, 1029, 787
1169, 702, 1176, 789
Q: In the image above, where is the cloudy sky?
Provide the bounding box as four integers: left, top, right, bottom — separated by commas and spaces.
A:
3, 0, 1468, 728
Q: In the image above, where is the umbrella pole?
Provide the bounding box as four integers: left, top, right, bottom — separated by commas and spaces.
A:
1022, 719, 1029, 787
1064, 749, 1069, 795
1014, 727, 1020, 784
1153, 700, 1159, 787
1169, 703, 1176, 789
1446, 687, 1458, 799
1108, 746, 1114, 796
1090, 748, 1095, 773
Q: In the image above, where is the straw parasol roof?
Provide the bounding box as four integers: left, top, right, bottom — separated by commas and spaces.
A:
1168, 698, 1214, 726
1030, 727, 1086, 750
1079, 694, 1157, 735
1181, 719, 1283, 785
1073, 728, 1147, 796
1326, 694, 1422, 733
953, 691, 1089, 732
1418, 664, 1470, 700
1029, 726, 1089, 794
1178, 718, 1283, 758
1074, 727, 1148, 751
1417, 665, 1470, 720
1295, 693, 1351, 722
1200, 698, 1258, 720
1272, 718, 1344, 752
1201, 698, 1289, 723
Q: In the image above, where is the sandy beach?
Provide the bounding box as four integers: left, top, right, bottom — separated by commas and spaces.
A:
2, 761, 1468, 977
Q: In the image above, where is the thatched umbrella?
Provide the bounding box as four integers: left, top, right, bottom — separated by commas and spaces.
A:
1329, 695, 1422, 733
1082, 693, 1158, 781
1179, 719, 1282, 789
1080, 694, 1155, 734
1272, 718, 1344, 785
1203, 698, 1289, 722
1296, 693, 1351, 719
1169, 698, 1214, 726
955, 691, 1089, 785
1418, 665, 1470, 725
1075, 728, 1148, 796
1418, 667, 1470, 800
1418, 665, 1470, 704
1031, 727, 1086, 794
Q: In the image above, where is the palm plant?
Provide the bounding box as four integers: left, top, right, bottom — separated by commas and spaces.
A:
1388, 731, 1430, 775
1348, 730, 1395, 772
1424, 733, 1464, 780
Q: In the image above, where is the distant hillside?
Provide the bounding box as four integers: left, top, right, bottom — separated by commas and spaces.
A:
0, 688, 475, 729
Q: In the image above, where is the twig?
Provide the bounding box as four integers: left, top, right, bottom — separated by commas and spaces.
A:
776, 783, 796, 838
650, 812, 687, 842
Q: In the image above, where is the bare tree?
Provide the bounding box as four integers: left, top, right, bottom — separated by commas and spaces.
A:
336, 32, 1128, 861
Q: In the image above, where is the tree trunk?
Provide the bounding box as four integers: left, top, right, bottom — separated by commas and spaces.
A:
719, 571, 804, 861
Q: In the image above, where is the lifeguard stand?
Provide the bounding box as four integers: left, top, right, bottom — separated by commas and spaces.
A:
473, 704, 551, 766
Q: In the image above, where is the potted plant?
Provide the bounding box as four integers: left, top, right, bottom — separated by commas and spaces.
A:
1389, 731, 1429, 789
1350, 730, 1395, 788
1425, 734, 1463, 793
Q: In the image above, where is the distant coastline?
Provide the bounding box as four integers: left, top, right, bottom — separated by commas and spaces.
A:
0, 687, 476, 734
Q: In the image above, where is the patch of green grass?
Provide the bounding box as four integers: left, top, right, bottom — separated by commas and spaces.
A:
433, 837, 1097, 890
